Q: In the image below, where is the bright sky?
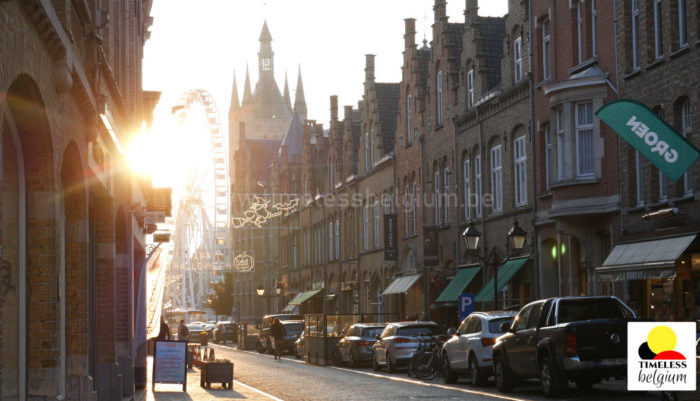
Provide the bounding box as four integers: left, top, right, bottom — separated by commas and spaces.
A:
143, 0, 508, 130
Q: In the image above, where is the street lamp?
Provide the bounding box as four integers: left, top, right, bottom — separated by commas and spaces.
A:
462, 220, 527, 309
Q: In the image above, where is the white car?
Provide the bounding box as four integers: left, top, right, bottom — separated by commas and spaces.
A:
441, 311, 516, 385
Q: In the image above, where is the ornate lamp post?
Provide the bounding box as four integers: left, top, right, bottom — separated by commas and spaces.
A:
462, 221, 527, 309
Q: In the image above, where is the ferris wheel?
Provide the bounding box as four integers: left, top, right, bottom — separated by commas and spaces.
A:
165, 89, 230, 310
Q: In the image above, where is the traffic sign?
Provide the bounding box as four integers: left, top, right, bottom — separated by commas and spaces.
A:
458, 293, 474, 322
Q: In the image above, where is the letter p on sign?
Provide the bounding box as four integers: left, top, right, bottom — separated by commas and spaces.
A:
459, 293, 475, 322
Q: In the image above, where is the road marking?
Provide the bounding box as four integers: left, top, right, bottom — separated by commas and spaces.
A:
329, 366, 531, 401
234, 380, 284, 401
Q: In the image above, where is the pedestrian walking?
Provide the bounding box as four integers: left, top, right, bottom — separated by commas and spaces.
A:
178, 319, 190, 342
270, 318, 286, 361
156, 316, 170, 341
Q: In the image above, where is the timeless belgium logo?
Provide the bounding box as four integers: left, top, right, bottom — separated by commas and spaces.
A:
628, 322, 696, 391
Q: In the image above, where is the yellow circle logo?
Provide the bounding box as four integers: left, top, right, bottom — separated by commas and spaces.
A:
647, 325, 677, 355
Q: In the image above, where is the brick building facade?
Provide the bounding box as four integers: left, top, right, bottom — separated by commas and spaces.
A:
0, 0, 155, 400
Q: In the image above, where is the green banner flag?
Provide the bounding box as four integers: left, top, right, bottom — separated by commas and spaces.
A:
596, 99, 699, 181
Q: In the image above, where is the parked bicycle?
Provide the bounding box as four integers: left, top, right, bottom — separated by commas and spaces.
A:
408, 334, 443, 380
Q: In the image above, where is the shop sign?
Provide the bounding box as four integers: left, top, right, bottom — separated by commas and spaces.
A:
597, 99, 700, 181
147, 187, 173, 217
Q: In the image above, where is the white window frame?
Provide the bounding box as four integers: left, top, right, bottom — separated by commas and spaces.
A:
363, 205, 369, 250
412, 181, 418, 233
632, 0, 640, 69
443, 167, 450, 224
329, 221, 334, 261
636, 151, 645, 206
654, 0, 663, 59
514, 136, 528, 206
373, 201, 380, 248
545, 125, 553, 188
335, 219, 340, 260
407, 95, 412, 144
678, 0, 688, 47
542, 18, 551, 80
514, 37, 523, 83
682, 100, 692, 194
591, 0, 597, 56
437, 71, 443, 125
575, 102, 595, 177
491, 145, 503, 212
577, 2, 583, 63
474, 155, 482, 217
557, 108, 566, 180
464, 160, 471, 220
467, 69, 474, 109
404, 184, 410, 235
434, 171, 441, 225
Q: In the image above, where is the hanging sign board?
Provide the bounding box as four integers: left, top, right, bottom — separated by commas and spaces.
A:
152, 340, 187, 391
596, 99, 700, 181
384, 214, 398, 261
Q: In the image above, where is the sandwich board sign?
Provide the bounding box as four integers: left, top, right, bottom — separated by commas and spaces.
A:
596, 99, 700, 181
153, 340, 187, 391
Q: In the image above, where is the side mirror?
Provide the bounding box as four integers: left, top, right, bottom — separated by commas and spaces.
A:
447, 327, 457, 336
500, 322, 513, 333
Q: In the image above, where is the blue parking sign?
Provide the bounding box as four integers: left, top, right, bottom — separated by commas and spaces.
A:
458, 293, 474, 322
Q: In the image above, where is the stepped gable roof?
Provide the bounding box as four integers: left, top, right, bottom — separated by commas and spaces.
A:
375, 83, 400, 153
280, 111, 303, 162
479, 17, 505, 92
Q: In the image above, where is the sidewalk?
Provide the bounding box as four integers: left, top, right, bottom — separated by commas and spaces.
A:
133, 356, 277, 401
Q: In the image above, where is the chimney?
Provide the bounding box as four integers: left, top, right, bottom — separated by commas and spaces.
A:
365, 54, 375, 82
330, 95, 339, 121
466, 0, 479, 26
344, 105, 353, 120
404, 18, 416, 49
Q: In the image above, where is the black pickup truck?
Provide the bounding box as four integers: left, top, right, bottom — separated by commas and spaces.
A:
492, 296, 636, 397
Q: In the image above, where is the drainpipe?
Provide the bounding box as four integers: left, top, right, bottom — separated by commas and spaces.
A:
528, 0, 540, 299
419, 133, 427, 320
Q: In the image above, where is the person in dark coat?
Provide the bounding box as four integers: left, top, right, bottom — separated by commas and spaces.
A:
156, 316, 170, 341
270, 318, 286, 361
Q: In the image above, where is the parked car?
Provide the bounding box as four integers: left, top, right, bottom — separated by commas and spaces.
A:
256, 313, 303, 354
492, 296, 636, 397
275, 320, 304, 355
213, 321, 237, 344
335, 323, 386, 368
294, 330, 306, 359
185, 323, 207, 343
441, 311, 517, 385
372, 321, 442, 373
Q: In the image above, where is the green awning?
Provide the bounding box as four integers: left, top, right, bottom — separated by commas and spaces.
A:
288, 289, 322, 305
474, 257, 529, 302
435, 266, 480, 304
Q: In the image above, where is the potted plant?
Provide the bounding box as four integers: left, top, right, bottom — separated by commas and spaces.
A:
200, 358, 233, 389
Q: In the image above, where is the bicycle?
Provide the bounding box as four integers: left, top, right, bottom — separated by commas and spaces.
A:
408, 335, 443, 380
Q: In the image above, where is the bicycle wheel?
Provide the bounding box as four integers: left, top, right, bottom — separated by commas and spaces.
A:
414, 353, 437, 380
407, 356, 417, 378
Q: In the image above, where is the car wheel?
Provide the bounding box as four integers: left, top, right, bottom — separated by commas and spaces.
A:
386, 352, 396, 373
469, 355, 487, 387
295, 348, 302, 359
441, 353, 458, 384
256, 341, 265, 354
494, 355, 515, 393
574, 378, 594, 391
372, 353, 381, 371
332, 348, 343, 366
349, 351, 358, 369
540, 355, 566, 398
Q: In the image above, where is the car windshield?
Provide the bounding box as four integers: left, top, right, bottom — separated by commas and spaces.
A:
557, 298, 633, 323
279, 315, 303, 321
284, 323, 304, 335
396, 325, 441, 337
488, 317, 514, 333
362, 327, 384, 338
